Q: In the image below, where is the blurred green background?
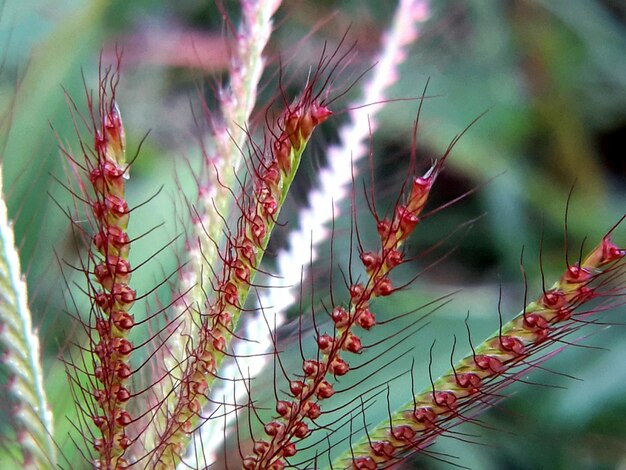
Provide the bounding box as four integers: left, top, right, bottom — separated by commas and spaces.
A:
0, 0, 625, 468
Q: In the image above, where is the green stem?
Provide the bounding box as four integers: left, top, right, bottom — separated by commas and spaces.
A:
335, 236, 624, 468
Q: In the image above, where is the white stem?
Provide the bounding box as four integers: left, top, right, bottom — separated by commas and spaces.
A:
263, 0, 432, 321
0, 166, 55, 468
178, 0, 283, 465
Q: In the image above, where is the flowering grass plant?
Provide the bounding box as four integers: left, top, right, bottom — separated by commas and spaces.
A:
0, 1, 625, 469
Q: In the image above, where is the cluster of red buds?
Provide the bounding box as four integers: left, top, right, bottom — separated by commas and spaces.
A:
246, 161, 445, 469
87, 99, 135, 470
347, 235, 625, 468
149, 91, 332, 469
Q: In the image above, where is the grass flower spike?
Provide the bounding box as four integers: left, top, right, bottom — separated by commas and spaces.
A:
343, 235, 625, 468
245, 155, 446, 469
89, 96, 135, 470
148, 75, 332, 469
